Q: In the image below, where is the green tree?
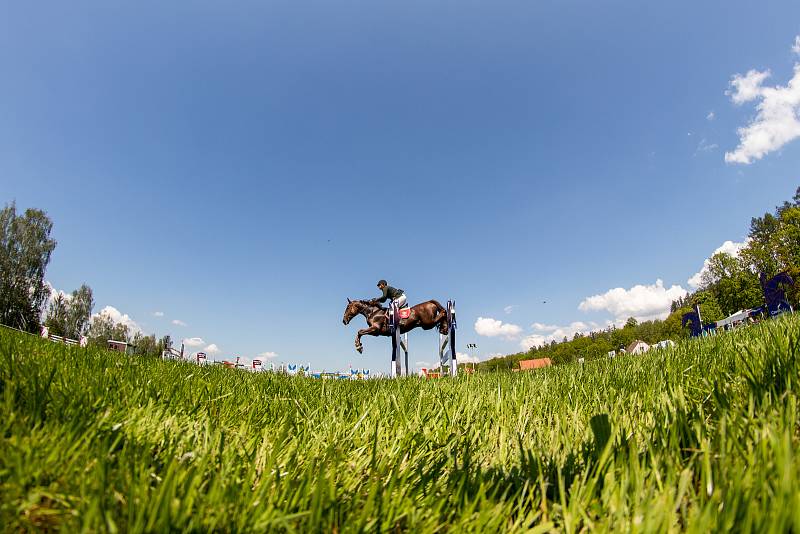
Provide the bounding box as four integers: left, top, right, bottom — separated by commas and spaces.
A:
44, 292, 71, 337
691, 291, 724, 324
87, 313, 130, 347
0, 203, 57, 332
132, 332, 158, 356
45, 284, 94, 339
698, 252, 762, 315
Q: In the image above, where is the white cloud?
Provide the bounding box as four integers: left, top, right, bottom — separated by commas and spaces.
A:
474, 317, 523, 339
503, 305, 519, 315
707, 111, 715, 121
457, 352, 481, 364
172, 319, 187, 327
521, 321, 607, 350
258, 351, 279, 359
93, 306, 142, 334
793, 35, 800, 56
695, 138, 719, 154
578, 279, 687, 322
182, 337, 205, 347
725, 43, 800, 164
203, 343, 219, 354
687, 240, 748, 289
727, 69, 771, 105
43, 282, 78, 311
45, 282, 73, 302
153, 311, 164, 317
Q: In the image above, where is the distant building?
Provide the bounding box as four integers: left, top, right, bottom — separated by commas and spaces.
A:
517, 358, 552, 371
107, 340, 128, 353
626, 340, 650, 355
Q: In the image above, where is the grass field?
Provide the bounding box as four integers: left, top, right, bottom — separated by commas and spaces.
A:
2, 318, 800, 532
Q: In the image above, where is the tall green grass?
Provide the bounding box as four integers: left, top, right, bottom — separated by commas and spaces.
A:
1, 317, 800, 532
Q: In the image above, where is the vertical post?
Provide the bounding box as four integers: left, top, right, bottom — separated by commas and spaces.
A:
403, 333, 409, 377
449, 300, 458, 377
695, 304, 704, 336
389, 303, 402, 378
389, 304, 397, 378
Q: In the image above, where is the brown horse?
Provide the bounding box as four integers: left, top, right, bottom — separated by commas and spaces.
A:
342, 299, 449, 353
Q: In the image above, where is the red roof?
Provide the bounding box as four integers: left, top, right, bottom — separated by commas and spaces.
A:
519, 358, 552, 370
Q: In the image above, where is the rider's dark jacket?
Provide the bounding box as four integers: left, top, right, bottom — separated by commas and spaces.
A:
375, 285, 404, 303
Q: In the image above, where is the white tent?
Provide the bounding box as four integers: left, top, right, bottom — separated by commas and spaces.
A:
716, 309, 753, 329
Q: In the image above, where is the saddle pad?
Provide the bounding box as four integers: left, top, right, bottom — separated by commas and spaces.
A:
399, 308, 411, 319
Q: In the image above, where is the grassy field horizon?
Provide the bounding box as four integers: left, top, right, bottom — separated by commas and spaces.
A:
2, 317, 800, 532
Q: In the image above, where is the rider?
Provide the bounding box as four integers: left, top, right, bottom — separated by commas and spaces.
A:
373, 280, 407, 309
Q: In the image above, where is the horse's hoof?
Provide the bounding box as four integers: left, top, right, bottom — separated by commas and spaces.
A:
356, 346, 363, 354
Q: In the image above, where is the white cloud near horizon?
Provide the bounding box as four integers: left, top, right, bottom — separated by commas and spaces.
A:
474, 317, 523, 339
793, 36, 800, 56
503, 305, 519, 315
182, 337, 205, 347
44, 282, 75, 311
153, 311, 164, 317
578, 279, 687, 322
521, 321, 608, 350
93, 306, 142, 334
203, 343, 219, 354
725, 38, 800, 164
687, 240, 749, 289
457, 352, 481, 364
258, 351, 279, 359
707, 111, 715, 121
172, 319, 187, 327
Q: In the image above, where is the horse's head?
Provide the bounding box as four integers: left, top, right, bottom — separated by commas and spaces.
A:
343, 299, 360, 325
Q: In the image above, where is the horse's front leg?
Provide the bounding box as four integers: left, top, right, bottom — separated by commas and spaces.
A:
355, 325, 382, 353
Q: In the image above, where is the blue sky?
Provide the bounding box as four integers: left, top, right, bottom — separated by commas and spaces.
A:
2, 1, 799, 372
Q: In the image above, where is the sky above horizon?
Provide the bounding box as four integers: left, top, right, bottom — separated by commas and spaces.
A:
2, 1, 799, 372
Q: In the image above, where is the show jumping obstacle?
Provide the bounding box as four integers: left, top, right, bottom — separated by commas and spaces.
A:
389, 300, 456, 377
343, 298, 458, 377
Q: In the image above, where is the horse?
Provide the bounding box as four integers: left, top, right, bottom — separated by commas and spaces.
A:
342, 299, 449, 354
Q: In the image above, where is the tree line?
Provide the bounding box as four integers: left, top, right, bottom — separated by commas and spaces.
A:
0, 202, 170, 357
481, 186, 800, 371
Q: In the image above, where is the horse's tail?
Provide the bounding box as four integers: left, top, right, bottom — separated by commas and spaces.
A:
430, 300, 449, 335
430, 299, 446, 314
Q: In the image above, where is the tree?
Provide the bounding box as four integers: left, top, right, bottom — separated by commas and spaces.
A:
44, 292, 71, 337
691, 291, 724, 324
68, 284, 94, 338
741, 212, 781, 277
45, 284, 94, 339
0, 203, 57, 332
698, 252, 762, 315
132, 332, 158, 356
87, 312, 129, 347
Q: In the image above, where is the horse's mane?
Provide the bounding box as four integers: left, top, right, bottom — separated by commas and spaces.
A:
355, 299, 385, 310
